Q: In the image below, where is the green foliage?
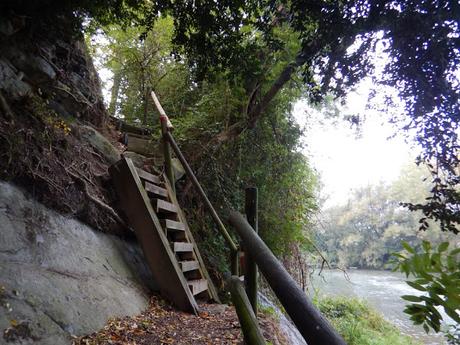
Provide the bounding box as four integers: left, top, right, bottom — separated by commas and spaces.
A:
89, 14, 319, 264
259, 304, 278, 321
317, 163, 458, 270
316, 297, 421, 345
392, 241, 460, 337
7, 0, 460, 234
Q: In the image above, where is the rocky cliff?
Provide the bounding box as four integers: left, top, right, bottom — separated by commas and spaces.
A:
0, 182, 156, 344
0, 10, 126, 234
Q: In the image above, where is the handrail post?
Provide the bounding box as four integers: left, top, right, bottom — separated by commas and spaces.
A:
151, 91, 175, 194
160, 119, 175, 195
165, 131, 238, 253
227, 210, 347, 345
227, 276, 266, 345
231, 249, 240, 276
245, 187, 258, 315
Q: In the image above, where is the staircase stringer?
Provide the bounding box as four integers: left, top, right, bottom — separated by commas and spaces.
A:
163, 175, 221, 303
110, 158, 199, 314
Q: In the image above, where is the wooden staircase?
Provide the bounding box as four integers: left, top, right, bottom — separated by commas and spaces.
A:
109, 158, 219, 314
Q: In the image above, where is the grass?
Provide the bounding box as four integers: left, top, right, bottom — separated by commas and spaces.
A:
315, 296, 422, 345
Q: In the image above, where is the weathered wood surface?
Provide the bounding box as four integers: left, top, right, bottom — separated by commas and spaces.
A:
227, 276, 265, 345
109, 116, 152, 136
161, 219, 186, 231
245, 187, 258, 315
173, 242, 194, 252
126, 133, 159, 156
109, 158, 199, 314
162, 172, 221, 303
188, 279, 208, 296
136, 168, 162, 185
153, 199, 178, 214
228, 210, 347, 345
180, 261, 200, 272
145, 182, 168, 198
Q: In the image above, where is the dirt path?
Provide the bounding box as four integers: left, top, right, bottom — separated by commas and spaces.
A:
73, 295, 287, 345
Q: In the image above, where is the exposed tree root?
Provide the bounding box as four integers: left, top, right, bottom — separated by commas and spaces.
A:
67, 169, 129, 230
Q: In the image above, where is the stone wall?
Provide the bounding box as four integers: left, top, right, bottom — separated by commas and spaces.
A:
0, 182, 156, 344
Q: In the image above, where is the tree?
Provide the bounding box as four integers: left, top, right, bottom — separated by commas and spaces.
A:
4, 0, 458, 232
317, 162, 459, 341
317, 162, 458, 269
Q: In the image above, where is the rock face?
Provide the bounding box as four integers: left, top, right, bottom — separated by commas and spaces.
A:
0, 182, 156, 344
79, 125, 121, 165
0, 12, 107, 126
0, 10, 128, 236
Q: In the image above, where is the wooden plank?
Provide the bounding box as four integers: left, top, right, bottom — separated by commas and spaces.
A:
136, 168, 162, 185
173, 242, 194, 252
154, 199, 178, 214
127, 133, 159, 156
109, 158, 199, 314
145, 182, 168, 198
188, 279, 208, 296
161, 219, 186, 231
162, 174, 221, 303
227, 276, 265, 345
180, 261, 200, 272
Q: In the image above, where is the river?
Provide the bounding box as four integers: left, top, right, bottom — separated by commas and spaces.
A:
309, 269, 448, 345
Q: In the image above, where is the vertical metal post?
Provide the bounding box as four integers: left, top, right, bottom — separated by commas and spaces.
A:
160, 118, 175, 195
245, 187, 258, 314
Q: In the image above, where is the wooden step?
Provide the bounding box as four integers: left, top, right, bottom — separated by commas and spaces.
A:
161, 219, 186, 232
136, 168, 162, 185
180, 261, 200, 272
188, 279, 208, 296
145, 182, 168, 198
153, 199, 178, 214
173, 242, 194, 252
110, 158, 200, 314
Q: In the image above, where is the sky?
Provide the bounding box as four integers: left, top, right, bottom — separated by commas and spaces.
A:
293, 89, 414, 209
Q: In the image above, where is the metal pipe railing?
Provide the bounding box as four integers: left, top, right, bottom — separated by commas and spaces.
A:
227, 210, 347, 345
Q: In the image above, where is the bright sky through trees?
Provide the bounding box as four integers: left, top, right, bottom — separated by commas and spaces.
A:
294, 89, 413, 209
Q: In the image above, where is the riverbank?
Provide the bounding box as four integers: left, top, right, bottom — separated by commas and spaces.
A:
309, 269, 447, 345
317, 296, 420, 345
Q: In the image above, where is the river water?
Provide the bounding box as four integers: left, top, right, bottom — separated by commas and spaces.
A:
309, 269, 447, 345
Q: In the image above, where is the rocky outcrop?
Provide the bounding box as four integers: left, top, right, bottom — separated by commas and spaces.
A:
79, 125, 121, 165
0, 12, 106, 126
0, 11, 128, 235
0, 182, 156, 344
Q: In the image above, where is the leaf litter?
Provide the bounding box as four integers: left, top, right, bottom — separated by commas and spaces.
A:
73, 295, 289, 345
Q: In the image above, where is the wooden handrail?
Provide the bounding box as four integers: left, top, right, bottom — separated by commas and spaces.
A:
165, 131, 239, 253
227, 276, 265, 345
227, 210, 347, 345
151, 90, 238, 273
245, 187, 258, 314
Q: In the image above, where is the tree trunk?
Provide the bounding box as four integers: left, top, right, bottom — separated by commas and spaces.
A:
108, 70, 121, 116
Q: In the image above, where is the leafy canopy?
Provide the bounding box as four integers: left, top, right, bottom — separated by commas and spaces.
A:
7, 0, 459, 231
